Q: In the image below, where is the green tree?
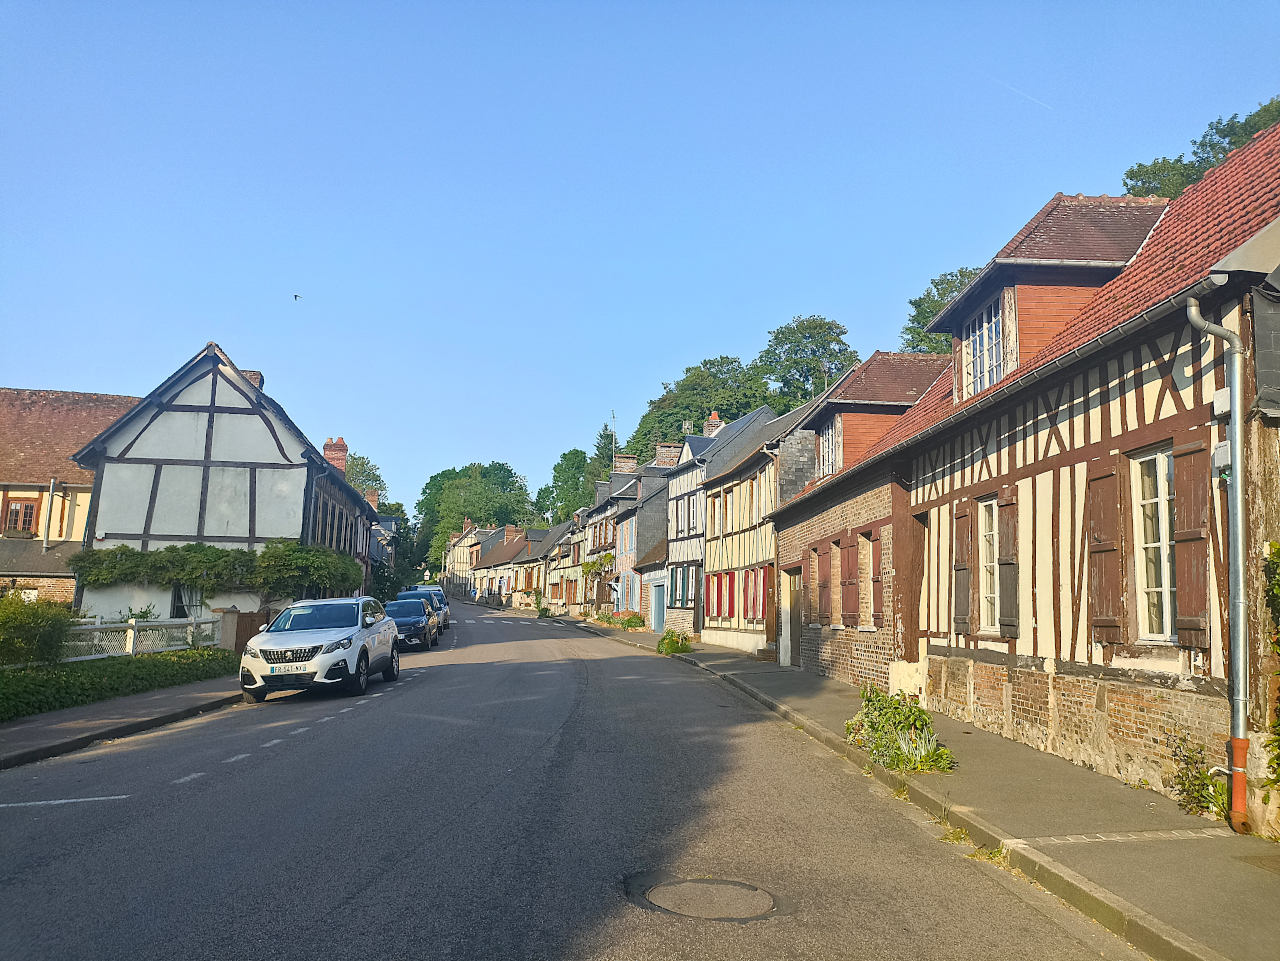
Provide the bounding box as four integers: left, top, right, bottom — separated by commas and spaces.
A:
753, 315, 859, 411
899, 267, 981, 353
414, 462, 536, 574
623, 356, 770, 462
1123, 96, 1280, 199
585, 423, 616, 484
344, 453, 388, 500
544, 447, 595, 523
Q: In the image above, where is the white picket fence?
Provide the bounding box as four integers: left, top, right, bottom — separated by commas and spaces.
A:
63, 617, 222, 662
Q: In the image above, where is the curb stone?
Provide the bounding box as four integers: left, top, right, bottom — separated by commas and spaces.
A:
595, 630, 1229, 961
0, 691, 242, 771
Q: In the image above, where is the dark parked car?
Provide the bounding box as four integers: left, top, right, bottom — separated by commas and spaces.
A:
385, 598, 438, 649
397, 586, 450, 631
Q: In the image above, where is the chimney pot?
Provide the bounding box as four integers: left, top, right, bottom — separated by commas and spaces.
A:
703, 411, 724, 438
322, 437, 349, 475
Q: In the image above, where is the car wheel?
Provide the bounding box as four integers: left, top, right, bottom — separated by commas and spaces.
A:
382, 643, 400, 682
243, 689, 266, 704
347, 652, 369, 696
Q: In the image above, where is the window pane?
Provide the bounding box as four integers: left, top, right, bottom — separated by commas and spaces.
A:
1146, 591, 1164, 634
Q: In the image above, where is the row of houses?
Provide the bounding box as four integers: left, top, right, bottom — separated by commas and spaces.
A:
445, 123, 1280, 833
1, 343, 400, 619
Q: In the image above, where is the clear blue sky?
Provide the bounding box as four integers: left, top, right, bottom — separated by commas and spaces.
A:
4, 2, 1276, 511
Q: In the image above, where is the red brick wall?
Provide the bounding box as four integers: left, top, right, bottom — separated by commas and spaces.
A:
1015, 284, 1098, 362
6, 576, 75, 603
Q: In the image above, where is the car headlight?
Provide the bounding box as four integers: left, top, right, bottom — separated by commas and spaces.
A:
322, 635, 354, 655
244, 643, 260, 659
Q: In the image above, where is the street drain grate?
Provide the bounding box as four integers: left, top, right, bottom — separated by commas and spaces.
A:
624, 872, 782, 923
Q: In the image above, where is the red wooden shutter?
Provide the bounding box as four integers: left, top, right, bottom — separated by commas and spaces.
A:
728, 570, 736, 619
952, 505, 973, 635
871, 528, 884, 627
997, 486, 1018, 639
1086, 456, 1125, 646
1171, 441, 1211, 648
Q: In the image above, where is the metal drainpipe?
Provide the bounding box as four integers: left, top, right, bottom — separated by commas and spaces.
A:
42, 477, 56, 550
1186, 294, 1250, 832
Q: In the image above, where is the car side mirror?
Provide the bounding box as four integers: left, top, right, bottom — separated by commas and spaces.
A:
364, 614, 377, 627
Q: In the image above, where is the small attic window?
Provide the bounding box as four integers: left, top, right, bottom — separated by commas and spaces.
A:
960, 295, 1003, 397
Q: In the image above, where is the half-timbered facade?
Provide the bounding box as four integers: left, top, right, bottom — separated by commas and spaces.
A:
443, 522, 496, 598
702, 404, 815, 654
0, 389, 139, 601
791, 127, 1280, 826
71, 343, 377, 617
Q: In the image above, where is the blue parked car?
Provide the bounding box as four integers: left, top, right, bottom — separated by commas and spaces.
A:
384, 598, 438, 649
397, 585, 450, 631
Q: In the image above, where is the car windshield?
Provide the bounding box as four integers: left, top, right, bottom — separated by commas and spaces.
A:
423, 595, 442, 610
267, 603, 359, 632
386, 601, 425, 617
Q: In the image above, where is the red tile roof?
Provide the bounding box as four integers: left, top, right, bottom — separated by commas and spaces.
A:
831, 351, 951, 404
997, 193, 1168, 263
860, 122, 1280, 468
0, 389, 140, 486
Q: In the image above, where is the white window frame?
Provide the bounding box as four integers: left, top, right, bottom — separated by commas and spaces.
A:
961, 295, 1003, 397
978, 497, 999, 633
1131, 448, 1177, 642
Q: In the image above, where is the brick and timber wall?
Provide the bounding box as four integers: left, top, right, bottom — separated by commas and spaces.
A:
776, 471, 904, 690
925, 652, 1231, 799
664, 606, 694, 635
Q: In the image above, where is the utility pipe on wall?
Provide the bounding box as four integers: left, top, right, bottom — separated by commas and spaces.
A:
1186, 293, 1250, 833
42, 477, 56, 551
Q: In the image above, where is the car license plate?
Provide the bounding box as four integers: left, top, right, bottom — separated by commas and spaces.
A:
396, 632, 404, 640
269, 663, 310, 674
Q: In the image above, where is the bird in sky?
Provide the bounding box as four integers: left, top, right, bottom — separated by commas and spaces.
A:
293, 294, 302, 301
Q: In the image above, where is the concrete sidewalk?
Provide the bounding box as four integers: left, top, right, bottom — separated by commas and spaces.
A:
584, 621, 1279, 961
0, 676, 241, 770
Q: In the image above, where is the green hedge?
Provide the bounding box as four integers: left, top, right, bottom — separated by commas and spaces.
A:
0, 648, 239, 723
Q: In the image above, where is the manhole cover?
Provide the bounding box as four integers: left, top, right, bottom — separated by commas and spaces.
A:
623, 872, 781, 922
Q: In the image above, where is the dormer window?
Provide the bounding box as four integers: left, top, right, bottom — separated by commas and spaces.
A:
961, 296, 1003, 397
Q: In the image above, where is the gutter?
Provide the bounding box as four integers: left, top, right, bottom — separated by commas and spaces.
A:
1185, 291, 1250, 833
772, 271, 1230, 521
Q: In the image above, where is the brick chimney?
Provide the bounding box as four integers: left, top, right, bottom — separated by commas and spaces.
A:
703, 411, 724, 437
655, 442, 682, 467
241, 370, 264, 389
323, 437, 348, 475
503, 525, 523, 543
364, 489, 379, 510
463, 516, 472, 529
613, 453, 638, 473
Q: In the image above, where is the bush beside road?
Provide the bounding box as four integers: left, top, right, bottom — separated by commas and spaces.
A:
0, 648, 238, 723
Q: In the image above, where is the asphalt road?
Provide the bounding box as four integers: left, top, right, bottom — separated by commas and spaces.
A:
0, 604, 1147, 961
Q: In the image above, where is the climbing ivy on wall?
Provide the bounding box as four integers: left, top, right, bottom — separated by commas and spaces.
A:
68, 541, 362, 607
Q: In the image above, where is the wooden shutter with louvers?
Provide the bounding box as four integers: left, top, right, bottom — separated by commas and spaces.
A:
871, 528, 884, 627
1086, 456, 1125, 646
953, 505, 973, 635
997, 485, 1018, 638
728, 570, 736, 619
1171, 441, 1211, 648
840, 538, 860, 626
817, 545, 831, 624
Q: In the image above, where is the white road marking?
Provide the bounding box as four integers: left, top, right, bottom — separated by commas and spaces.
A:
357, 699, 369, 705
0, 795, 129, 809
371, 693, 384, 698
340, 707, 353, 713
290, 727, 310, 734
172, 772, 207, 784
261, 739, 283, 747
317, 716, 334, 723
223, 754, 251, 763
465, 619, 476, 623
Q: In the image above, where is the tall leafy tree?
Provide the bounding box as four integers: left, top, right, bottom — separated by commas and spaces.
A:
343, 453, 388, 500
1123, 96, 1279, 199
753, 315, 859, 412
545, 448, 594, 523
414, 462, 535, 572
623, 356, 770, 462
899, 267, 981, 353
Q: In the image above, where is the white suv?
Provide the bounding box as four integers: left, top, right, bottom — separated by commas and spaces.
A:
240, 596, 399, 703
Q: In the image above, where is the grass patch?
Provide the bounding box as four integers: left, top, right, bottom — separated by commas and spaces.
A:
967, 845, 1010, 867
939, 827, 970, 844
0, 648, 239, 723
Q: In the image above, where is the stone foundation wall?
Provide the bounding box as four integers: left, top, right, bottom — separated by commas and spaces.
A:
925, 654, 1231, 798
